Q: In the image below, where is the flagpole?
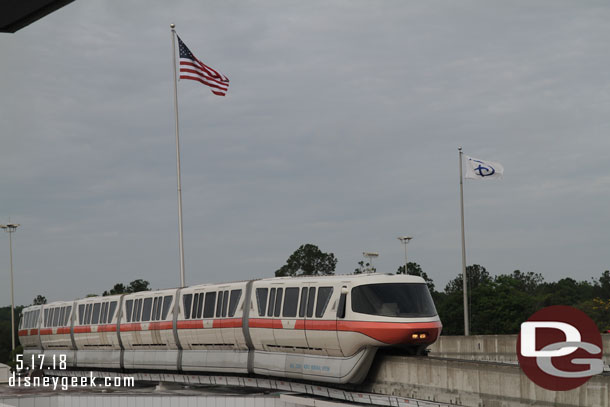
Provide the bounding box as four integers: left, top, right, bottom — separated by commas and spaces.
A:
171, 23, 186, 288
459, 147, 470, 336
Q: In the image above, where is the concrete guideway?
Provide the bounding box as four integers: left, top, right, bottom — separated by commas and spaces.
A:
363, 355, 610, 407
45, 370, 458, 407
428, 334, 610, 369
358, 335, 610, 407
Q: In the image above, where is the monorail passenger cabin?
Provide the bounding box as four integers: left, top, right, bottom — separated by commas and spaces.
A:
119, 289, 177, 370
18, 273, 441, 384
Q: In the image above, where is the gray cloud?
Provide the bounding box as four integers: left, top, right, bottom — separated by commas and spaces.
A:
1, 1, 610, 305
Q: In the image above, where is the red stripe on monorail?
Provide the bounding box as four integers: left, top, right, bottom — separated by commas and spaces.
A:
30, 329, 38, 335
73, 326, 91, 334
18, 329, 28, 336
119, 323, 142, 332
98, 324, 117, 332
177, 320, 203, 330
249, 318, 282, 329
39, 328, 54, 335
213, 318, 242, 328
57, 327, 71, 334
176, 319, 242, 330
148, 321, 173, 330
248, 318, 442, 344
337, 320, 442, 344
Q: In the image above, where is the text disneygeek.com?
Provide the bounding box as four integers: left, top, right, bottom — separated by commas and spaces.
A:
9, 372, 135, 391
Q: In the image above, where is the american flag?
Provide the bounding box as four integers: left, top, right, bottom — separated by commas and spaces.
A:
177, 35, 229, 96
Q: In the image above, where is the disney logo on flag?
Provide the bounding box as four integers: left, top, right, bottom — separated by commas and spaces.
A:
465, 156, 504, 180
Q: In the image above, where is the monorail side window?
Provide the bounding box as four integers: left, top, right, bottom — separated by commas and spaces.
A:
58, 307, 65, 327
299, 288, 308, 318
203, 292, 216, 318
192, 294, 200, 320
134, 299, 142, 322
155, 297, 162, 320
125, 300, 133, 322
229, 290, 242, 317
101, 303, 108, 324
108, 301, 117, 323
283, 288, 299, 318
221, 290, 229, 317
85, 304, 92, 325
52, 307, 60, 327
183, 294, 192, 319
274, 288, 283, 317
256, 288, 268, 317
351, 283, 437, 317
45, 308, 50, 327
152, 298, 159, 321
316, 287, 333, 318
92, 303, 101, 325
142, 297, 153, 322
337, 292, 346, 319
162, 296, 172, 320
196, 293, 204, 319
267, 288, 276, 317
216, 291, 224, 318
64, 306, 71, 326
306, 288, 316, 318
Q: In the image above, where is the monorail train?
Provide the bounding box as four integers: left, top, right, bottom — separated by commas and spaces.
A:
18, 274, 441, 384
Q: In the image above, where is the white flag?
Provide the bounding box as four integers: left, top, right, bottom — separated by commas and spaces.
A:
465, 156, 504, 179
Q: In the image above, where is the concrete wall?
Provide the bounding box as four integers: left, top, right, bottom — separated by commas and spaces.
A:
362, 354, 610, 407
428, 334, 610, 369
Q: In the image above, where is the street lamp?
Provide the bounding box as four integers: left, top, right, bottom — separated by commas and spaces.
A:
397, 236, 413, 274
0, 223, 19, 352
362, 252, 379, 273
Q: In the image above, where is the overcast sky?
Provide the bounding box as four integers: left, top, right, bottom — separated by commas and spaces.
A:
1, 1, 609, 306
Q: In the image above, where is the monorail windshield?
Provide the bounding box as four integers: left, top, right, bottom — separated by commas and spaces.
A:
351, 283, 437, 317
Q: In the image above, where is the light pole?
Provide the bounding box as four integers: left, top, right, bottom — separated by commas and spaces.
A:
1, 223, 19, 352
362, 252, 379, 273
397, 236, 413, 274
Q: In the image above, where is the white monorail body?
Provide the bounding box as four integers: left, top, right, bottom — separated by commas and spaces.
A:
18, 274, 442, 384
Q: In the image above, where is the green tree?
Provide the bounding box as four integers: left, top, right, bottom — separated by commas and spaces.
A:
127, 279, 151, 293
275, 244, 337, 277
354, 260, 375, 274
32, 295, 47, 305
0, 305, 24, 365
445, 264, 492, 294
103, 283, 127, 296
102, 280, 150, 296
397, 262, 435, 292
